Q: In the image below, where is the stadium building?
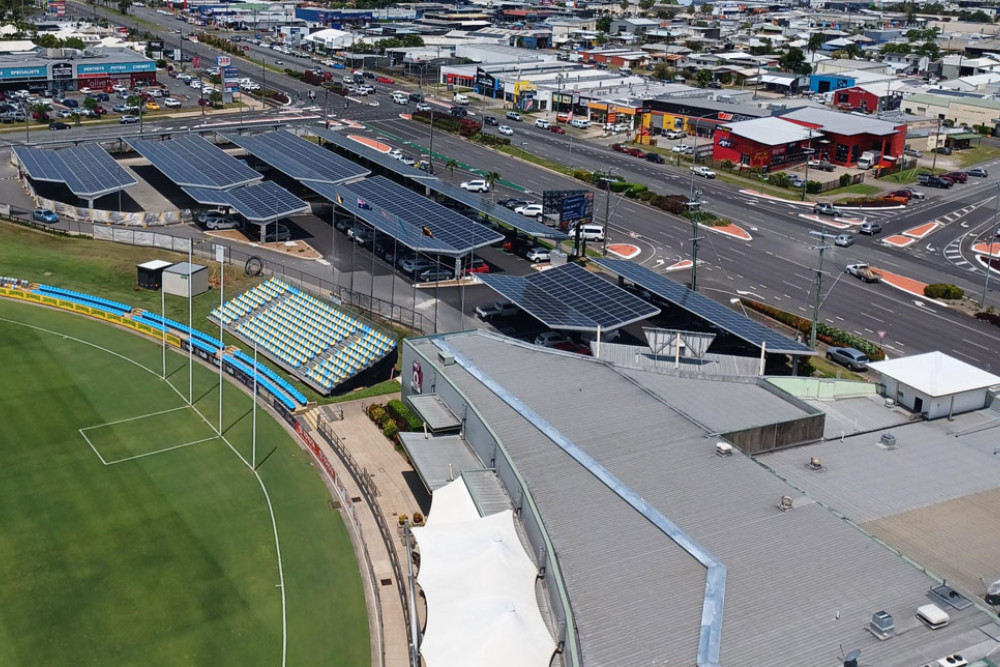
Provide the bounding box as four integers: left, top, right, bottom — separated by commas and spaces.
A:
400, 330, 1000, 667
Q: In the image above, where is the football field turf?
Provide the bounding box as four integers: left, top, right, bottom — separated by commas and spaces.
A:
0, 299, 369, 666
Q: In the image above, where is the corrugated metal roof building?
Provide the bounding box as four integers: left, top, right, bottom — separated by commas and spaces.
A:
400, 331, 1000, 667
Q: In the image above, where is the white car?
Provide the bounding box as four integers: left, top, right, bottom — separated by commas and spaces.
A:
665, 130, 686, 139
498, 125, 514, 136
400, 156, 415, 166
534, 331, 571, 347
163, 97, 182, 108
461, 179, 490, 193
515, 203, 544, 217
690, 165, 716, 179
389, 149, 404, 160
415, 102, 431, 112
672, 144, 694, 154
526, 247, 550, 263
79, 87, 92, 94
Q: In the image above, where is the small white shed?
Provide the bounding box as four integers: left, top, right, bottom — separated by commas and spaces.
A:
869, 351, 1000, 419
162, 262, 209, 297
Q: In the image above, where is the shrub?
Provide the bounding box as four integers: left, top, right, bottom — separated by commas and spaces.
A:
924, 283, 964, 300
975, 311, 1000, 326
767, 172, 791, 188
805, 180, 822, 194
367, 404, 388, 426
839, 173, 852, 187
836, 197, 902, 208
382, 421, 398, 440
741, 299, 885, 360
639, 189, 657, 202
572, 170, 593, 183
656, 194, 688, 214
720, 159, 734, 172
387, 399, 423, 431
458, 118, 482, 137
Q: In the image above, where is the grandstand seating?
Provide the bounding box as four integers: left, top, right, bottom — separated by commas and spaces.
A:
212, 278, 396, 393
223, 355, 298, 411
0, 277, 28, 288
37, 285, 133, 315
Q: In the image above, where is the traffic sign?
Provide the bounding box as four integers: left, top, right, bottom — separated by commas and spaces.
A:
216, 55, 231, 67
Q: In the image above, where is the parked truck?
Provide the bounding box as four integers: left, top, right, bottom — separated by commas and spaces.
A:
845, 263, 882, 283
856, 150, 882, 170
475, 300, 519, 321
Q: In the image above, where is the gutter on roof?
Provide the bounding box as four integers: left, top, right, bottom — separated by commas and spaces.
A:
434, 337, 727, 667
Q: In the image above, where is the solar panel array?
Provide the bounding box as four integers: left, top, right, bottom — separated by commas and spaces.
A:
127, 135, 261, 189
479, 263, 660, 332
13, 144, 137, 199
308, 127, 436, 180
592, 258, 814, 354
183, 182, 309, 222
349, 176, 503, 254
422, 180, 570, 240
221, 131, 370, 184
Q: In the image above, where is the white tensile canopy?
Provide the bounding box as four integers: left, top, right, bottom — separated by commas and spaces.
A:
414, 501, 555, 667
424, 477, 480, 528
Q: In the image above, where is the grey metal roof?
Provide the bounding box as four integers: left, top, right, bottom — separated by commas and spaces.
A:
758, 410, 1000, 523
399, 432, 486, 492
592, 342, 762, 377
409, 331, 1000, 667
777, 106, 902, 136
461, 469, 514, 518
408, 394, 461, 432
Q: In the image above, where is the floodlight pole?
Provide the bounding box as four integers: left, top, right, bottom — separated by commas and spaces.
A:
252, 339, 258, 469
218, 245, 224, 435
188, 240, 194, 405
161, 281, 166, 378
982, 181, 1000, 308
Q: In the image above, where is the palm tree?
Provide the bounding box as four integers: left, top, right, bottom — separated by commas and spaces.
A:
209, 91, 223, 108
484, 171, 501, 202
445, 159, 459, 182
30, 103, 49, 124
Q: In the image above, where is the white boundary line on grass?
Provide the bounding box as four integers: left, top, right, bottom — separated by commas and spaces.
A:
0, 314, 288, 667
78, 428, 108, 465
104, 436, 221, 466
80, 405, 191, 432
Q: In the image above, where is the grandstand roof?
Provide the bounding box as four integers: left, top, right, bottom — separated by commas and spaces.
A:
404, 331, 1000, 667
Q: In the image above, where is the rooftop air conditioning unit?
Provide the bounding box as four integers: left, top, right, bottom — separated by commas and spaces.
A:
880, 433, 897, 449
869, 610, 893, 639
936, 655, 968, 667
916, 603, 950, 630
715, 442, 732, 457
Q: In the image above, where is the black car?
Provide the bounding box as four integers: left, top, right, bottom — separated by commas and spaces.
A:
48, 121, 70, 130
449, 106, 468, 118
498, 197, 531, 210
483, 115, 498, 126
919, 174, 953, 189
645, 153, 665, 164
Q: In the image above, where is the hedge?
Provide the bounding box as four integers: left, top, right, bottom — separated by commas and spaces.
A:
837, 197, 903, 208
387, 399, 423, 431
975, 311, 1000, 327
806, 181, 822, 194
741, 299, 885, 361
924, 283, 964, 299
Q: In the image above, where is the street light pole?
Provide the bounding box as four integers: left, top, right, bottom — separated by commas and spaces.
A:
931, 115, 942, 173
981, 182, 1000, 308
808, 231, 837, 348
427, 109, 435, 174
801, 128, 813, 201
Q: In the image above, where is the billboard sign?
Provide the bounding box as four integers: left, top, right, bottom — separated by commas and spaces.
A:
216, 55, 231, 67
543, 189, 594, 232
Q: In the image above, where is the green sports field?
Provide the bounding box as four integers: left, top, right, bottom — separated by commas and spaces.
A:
0, 298, 370, 666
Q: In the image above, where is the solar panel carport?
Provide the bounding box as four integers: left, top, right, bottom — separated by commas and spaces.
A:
183, 181, 309, 224
307, 127, 436, 181
126, 135, 261, 189
12, 144, 137, 204
593, 258, 814, 355
220, 130, 370, 184
479, 263, 660, 332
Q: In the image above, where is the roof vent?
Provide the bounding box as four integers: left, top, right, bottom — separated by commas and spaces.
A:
808, 456, 823, 470
936, 655, 968, 667
884, 398, 896, 408
843, 648, 861, 667
880, 433, 897, 449
985, 578, 1000, 606
869, 610, 894, 639
916, 603, 950, 630
715, 442, 732, 457
778, 495, 793, 512
438, 350, 455, 366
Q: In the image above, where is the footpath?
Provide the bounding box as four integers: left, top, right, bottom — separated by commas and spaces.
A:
300, 394, 426, 667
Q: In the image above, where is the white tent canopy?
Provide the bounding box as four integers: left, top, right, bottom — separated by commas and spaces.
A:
425, 478, 480, 528
413, 509, 556, 667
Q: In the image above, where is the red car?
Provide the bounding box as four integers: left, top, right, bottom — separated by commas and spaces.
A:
549, 125, 565, 134
611, 143, 626, 152
943, 171, 967, 183
376, 76, 395, 84
556, 112, 570, 122
93, 106, 107, 115
887, 190, 912, 200
626, 147, 647, 158
462, 258, 490, 275
553, 341, 592, 355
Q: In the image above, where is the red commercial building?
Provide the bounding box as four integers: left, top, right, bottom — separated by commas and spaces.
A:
712, 107, 906, 170
831, 84, 904, 115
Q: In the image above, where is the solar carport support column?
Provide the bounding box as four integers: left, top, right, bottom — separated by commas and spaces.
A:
432, 338, 727, 667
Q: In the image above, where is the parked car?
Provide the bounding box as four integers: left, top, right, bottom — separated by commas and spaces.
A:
826, 346, 869, 371
119, 114, 139, 124
417, 267, 454, 282
515, 203, 544, 217
549, 125, 565, 134
145, 101, 160, 111
201, 213, 240, 230
671, 144, 693, 154
813, 203, 842, 217
163, 97, 182, 108
62, 98, 79, 108
475, 300, 518, 320
505, 111, 523, 122
461, 179, 490, 193
665, 130, 686, 139
462, 257, 490, 274
934, 146, 952, 155
690, 165, 716, 178
400, 155, 416, 166
788, 174, 805, 188
903, 147, 923, 158
611, 143, 626, 152
556, 112, 571, 122
534, 331, 571, 348
645, 152, 665, 164
807, 158, 836, 171
498, 197, 531, 210
920, 174, 953, 189
834, 233, 855, 247
112, 104, 127, 113
498, 125, 514, 136
48, 121, 70, 130
399, 257, 435, 276
968, 167, 989, 178
525, 247, 550, 263
859, 220, 883, 235
887, 190, 912, 201
32, 208, 58, 223
262, 224, 292, 242
943, 171, 967, 183
534, 118, 550, 129
900, 188, 925, 199
625, 147, 647, 158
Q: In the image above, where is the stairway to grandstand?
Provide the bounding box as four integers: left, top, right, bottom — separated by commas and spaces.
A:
210, 278, 396, 394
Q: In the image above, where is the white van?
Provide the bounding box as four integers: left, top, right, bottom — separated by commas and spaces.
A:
535, 118, 550, 129
392, 91, 409, 104
453, 92, 469, 104
570, 223, 605, 241
570, 118, 591, 129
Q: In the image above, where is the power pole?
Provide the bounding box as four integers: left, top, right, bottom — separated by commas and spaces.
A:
808, 231, 838, 348
688, 188, 704, 291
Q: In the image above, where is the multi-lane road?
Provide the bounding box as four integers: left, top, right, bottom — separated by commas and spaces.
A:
22, 4, 1000, 367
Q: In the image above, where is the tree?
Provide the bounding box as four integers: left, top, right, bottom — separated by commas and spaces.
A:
126, 95, 142, 113
596, 15, 612, 32
749, 37, 773, 56
209, 91, 223, 107
72, 112, 82, 127
913, 40, 940, 60
484, 171, 501, 202
881, 42, 911, 54
445, 158, 459, 182
31, 103, 49, 123
35, 34, 60, 48
720, 159, 734, 172
639, 0, 655, 9
118, 0, 131, 14
779, 47, 806, 72
83, 97, 98, 112
807, 32, 826, 54
652, 63, 675, 80
64, 37, 85, 49
695, 69, 713, 88
620, 0, 629, 11
832, 42, 863, 59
